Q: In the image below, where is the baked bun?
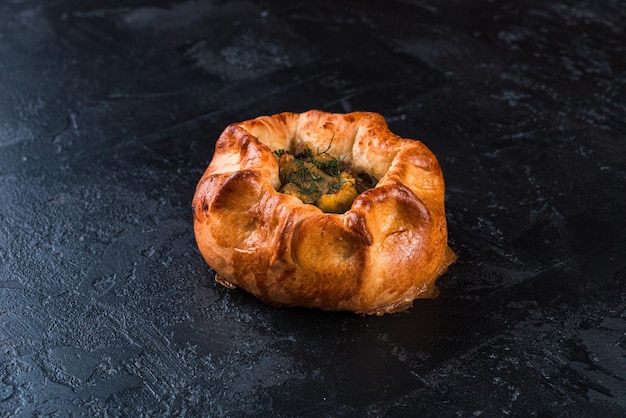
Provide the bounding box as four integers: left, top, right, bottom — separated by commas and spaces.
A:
192, 110, 455, 315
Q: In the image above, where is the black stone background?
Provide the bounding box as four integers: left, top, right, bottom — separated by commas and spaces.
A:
1, 0, 625, 416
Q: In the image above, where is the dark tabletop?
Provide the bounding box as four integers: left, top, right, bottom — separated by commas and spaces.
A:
1, 0, 625, 416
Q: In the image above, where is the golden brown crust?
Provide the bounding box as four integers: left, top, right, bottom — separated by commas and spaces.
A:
192, 110, 456, 315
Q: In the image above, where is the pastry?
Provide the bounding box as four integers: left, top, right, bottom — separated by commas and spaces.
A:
192, 110, 456, 315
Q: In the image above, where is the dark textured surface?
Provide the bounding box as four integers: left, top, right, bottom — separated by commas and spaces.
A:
1, 0, 625, 416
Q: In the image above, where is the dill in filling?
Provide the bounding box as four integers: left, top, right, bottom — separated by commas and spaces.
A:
273, 142, 376, 213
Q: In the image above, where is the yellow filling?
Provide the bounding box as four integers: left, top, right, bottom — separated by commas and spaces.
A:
274, 147, 375, 213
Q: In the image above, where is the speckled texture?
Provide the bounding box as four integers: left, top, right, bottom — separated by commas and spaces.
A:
1, 0, 625, 416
